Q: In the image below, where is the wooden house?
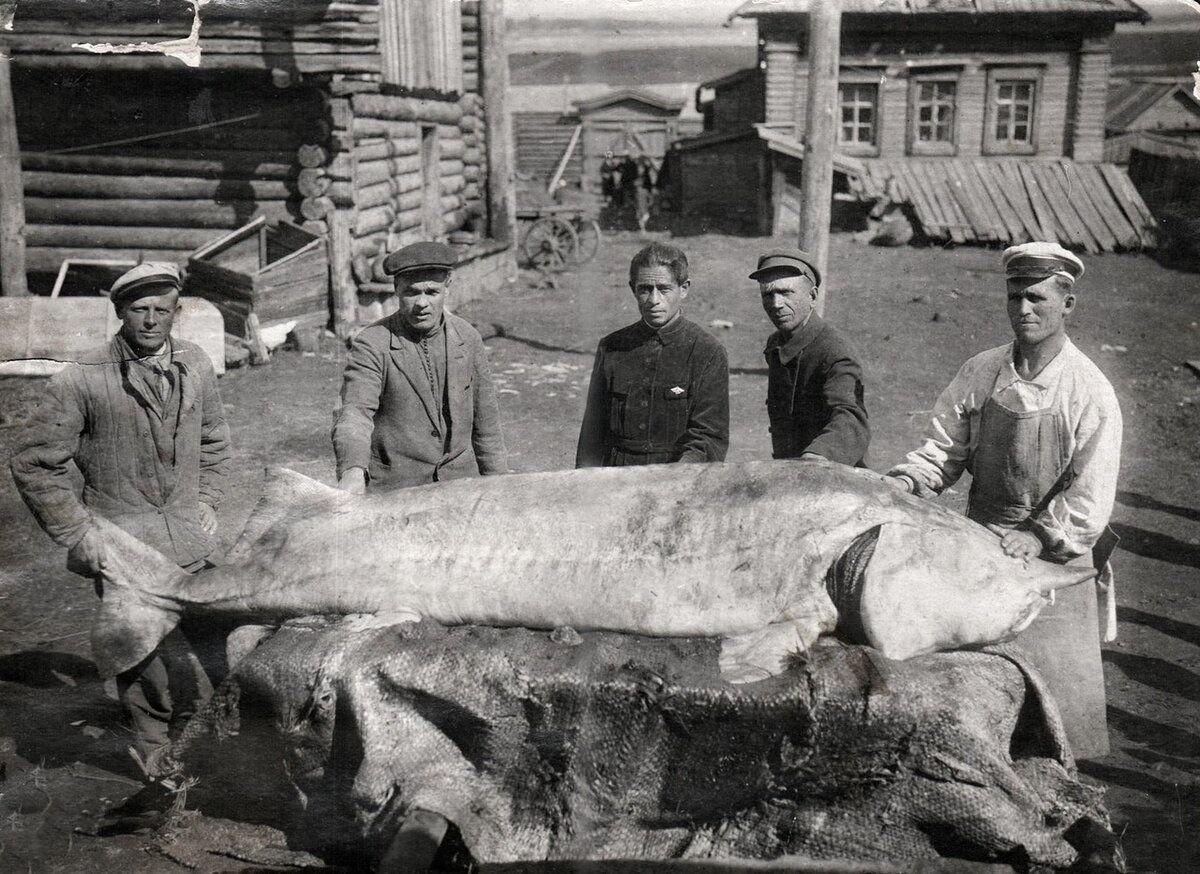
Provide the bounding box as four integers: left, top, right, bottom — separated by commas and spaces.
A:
0, 0, 517, 334
668, 0, 1158, 251
512, 85, 701, 195
1104, 79, 1200, 163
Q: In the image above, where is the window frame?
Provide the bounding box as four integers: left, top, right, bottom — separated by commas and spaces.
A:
984, 65, 1042, 156
907, 70, 960, 157
837, 72, 883, 157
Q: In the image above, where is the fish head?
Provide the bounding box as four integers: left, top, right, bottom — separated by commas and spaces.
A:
88, 514, 187, 677
846, 521, 1095, 661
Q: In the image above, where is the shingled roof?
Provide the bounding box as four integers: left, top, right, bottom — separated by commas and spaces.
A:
733, 0, 1146, 20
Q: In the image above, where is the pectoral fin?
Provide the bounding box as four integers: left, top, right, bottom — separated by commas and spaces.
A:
718, 619, 826, 684
227, 467, 350, 563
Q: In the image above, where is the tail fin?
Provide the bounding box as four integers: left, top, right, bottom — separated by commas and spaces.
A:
226, 466, 349, 564
89, 515, 188, 678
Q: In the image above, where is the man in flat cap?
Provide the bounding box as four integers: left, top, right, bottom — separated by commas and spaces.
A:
887, 242, 1122, 759
333, 241, 506, 491
754, 250, 869, 466
576, 242, 728, 467
10, 262, 231, 767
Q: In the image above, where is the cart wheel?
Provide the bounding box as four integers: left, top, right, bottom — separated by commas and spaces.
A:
571, 219, 602, 265
523, 217, 578, 272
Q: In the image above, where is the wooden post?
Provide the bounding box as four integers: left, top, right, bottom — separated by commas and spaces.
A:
0, 50, 29, 296
329, 209, 358, 338
798, 0, 840, 316
479, 0, 516, 246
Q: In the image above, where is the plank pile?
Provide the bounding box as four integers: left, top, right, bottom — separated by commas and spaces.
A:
850, 158, 1157, 253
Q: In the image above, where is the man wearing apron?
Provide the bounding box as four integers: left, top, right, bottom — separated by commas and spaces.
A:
886, 242, 1123, 759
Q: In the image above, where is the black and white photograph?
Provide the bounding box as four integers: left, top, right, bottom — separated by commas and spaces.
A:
0, 0, 1198, 870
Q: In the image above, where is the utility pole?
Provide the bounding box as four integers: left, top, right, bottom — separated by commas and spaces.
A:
0, 48, 28, 296
798, 0, 840, 316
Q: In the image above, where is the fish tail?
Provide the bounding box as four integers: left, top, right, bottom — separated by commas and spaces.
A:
225, 466, 348, 563
89, 515, 187, 678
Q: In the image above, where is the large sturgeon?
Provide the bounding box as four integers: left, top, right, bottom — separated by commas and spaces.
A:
90, 461, 1093, 681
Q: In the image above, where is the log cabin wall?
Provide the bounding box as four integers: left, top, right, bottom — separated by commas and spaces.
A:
5, 0, 514, 331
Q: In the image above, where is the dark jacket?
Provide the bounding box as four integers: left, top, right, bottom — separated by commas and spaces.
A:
10, 335, 231, 569
576, 316, 729, 467
333, 311, 506, 489
764, 312, 869, 466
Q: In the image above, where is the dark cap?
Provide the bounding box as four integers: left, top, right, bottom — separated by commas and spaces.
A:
109, 262, 182, 309
382, 241, 457, 277
748, 250, 821, 287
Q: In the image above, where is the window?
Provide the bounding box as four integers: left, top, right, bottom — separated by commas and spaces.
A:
380, 0, 464, 93
985, 67, 1041, 155
909, 77, 957, 156
838, 83, 878, 153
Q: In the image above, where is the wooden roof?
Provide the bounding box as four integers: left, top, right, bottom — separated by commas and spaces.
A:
849, 157, 1156, 252
733, 0, 1146, 20
573, 89, 686, 114
1107, 80, 1200, 131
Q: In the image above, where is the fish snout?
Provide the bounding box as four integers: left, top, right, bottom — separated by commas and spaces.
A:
1035, 561, 1097, 594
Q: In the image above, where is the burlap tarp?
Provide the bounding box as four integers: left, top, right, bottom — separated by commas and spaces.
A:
169, 620, 1112, 870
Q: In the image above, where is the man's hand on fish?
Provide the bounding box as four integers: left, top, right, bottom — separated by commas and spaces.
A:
198, 503, 218, 536
885, 473, 915, 493
338, 467, 367, 495
987, 524, 1043, 562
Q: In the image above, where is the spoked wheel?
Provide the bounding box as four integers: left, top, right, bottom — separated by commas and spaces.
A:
571, 219, 602, 265
523, 217, 578, 271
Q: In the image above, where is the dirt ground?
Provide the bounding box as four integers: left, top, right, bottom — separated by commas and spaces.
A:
0, 230, 1197, 872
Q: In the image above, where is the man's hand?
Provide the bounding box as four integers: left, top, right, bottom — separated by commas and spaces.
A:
198, 503, 219, 536
338, 467, 367, 495
987, 524, 1043, 561
885, 473, 916, 494
798, 452, 825, 463
69, 527, 109, 576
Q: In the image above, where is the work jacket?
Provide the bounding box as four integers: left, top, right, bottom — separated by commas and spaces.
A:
576, 316, 729, 467
764, 312, 869, 466
10, 335, 231, 569
333, 311, 507, 489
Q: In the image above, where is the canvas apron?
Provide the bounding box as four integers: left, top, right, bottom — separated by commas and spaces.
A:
967, 389, 1109, 759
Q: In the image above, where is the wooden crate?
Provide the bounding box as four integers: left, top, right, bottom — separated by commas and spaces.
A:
186, 216, 330, 338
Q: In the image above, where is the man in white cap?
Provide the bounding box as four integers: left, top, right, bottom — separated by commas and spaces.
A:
10, 262, 231, 768
886, 242, 1122, 758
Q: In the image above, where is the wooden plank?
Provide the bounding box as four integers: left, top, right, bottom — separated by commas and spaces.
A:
1016, 163, 1060, 242
993, 161, 1045, 242
1031, 162, 1098, 253
1076, 164, 1140, 249
906, 162, 953, 239
0, 53, 27, 295
944, 161, 995, 242
958, 161, 1009, 243
893, 162, 942, 237
921, 162, 971, 243
1099, 163, 1158, 247
971, 161, 1025, 244
1058, 161, 1118, 252
480, 0, 516, 245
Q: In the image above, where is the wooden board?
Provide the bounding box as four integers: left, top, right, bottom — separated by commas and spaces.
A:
1057, 161, 1118, 252
1076, 164, 1140, 249
971, 161, 1026, 244
1016, 163, 1059, 243
1031, 162, 1098, 253
1099, 163, 1158, 247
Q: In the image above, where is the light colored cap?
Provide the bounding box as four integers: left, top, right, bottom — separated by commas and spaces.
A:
1001, 242, 1085, 283
109, 262, 182, 308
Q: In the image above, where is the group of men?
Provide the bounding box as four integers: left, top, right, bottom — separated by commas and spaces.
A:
9, 236, 1121, 765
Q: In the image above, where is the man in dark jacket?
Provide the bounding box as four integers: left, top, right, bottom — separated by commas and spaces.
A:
10, 262, 231, 767
576, 242, 729, 467
334, 241, 507, 491
753, 250, 869, 466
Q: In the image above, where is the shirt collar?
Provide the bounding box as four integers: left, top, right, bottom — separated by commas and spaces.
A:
638, 313, 687, 345
765, 311, 824, 364
398, 314, 445, 343
996, 337, 1075, 392
113, 332, 183, 373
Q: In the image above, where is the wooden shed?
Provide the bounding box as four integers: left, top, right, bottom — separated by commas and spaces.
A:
670, 0, 1158, 250
0, 0, 517, 334
1105, 79, 1200, 164
573, 90, 686, 195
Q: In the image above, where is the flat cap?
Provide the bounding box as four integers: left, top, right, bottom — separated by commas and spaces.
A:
109, 262, 182, 308
748, 249, 821, 287
1001, 242, 1084, 283
383, 241, 457, 277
